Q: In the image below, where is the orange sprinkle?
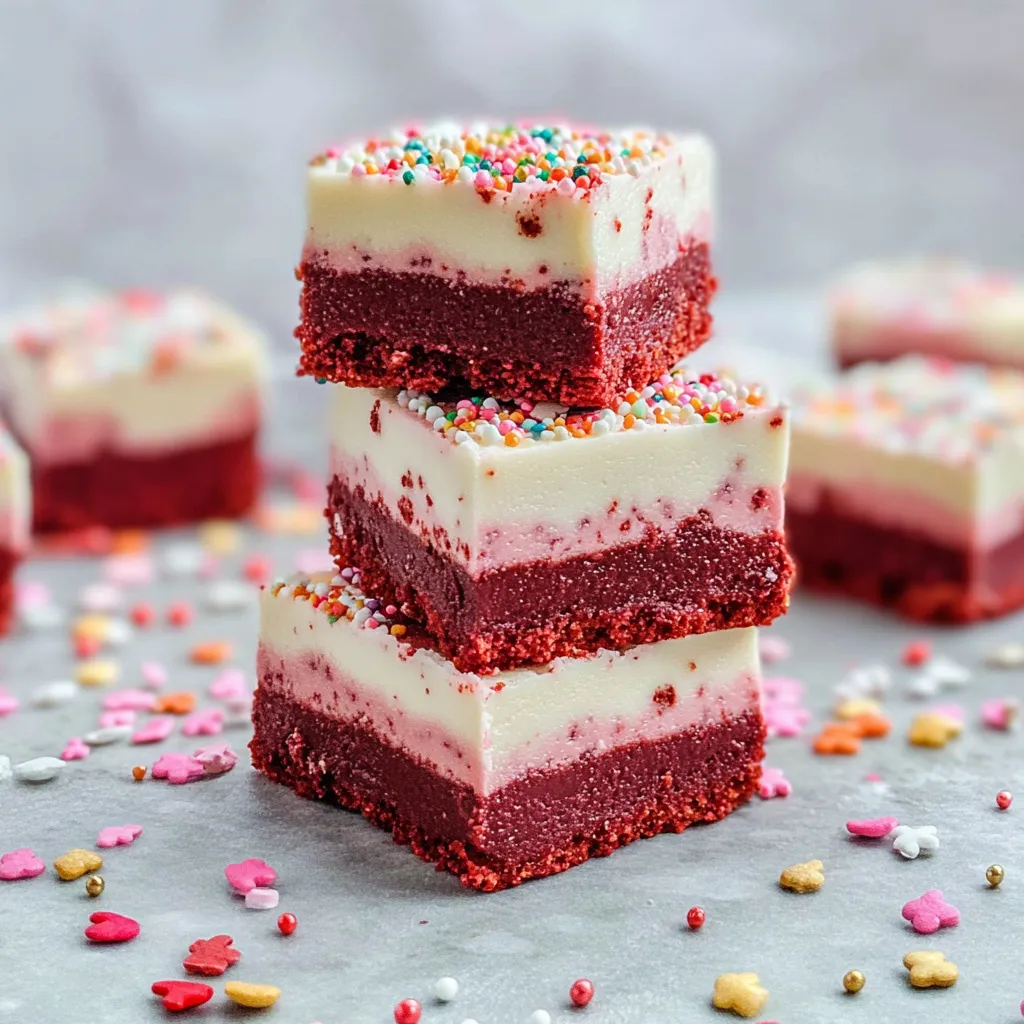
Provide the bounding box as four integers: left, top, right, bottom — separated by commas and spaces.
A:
851, 712, 892, 739
155, 692, 196, 715
550, 167, 567, 182
504, 434, 520, 447
110, 530, 149, 554
132, 765, 146, 782
190, 641, 233, 665
623, 414, 636, 430
812, 722, 861, 756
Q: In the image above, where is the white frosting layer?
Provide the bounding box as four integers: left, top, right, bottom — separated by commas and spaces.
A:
259, 577, 760, 794
832, 260, 1024, 366
789, 356, 1024, 549
330, 384, 789, 573
306, 135, 713, 291
0, 427, 29, 552
0, 288, 268, 462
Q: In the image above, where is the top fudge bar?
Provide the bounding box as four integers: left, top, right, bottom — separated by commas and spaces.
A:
298, 122, 715, 406
327, 363, 792, 672
0, 286, 266, 531
831, 259, 1024, 370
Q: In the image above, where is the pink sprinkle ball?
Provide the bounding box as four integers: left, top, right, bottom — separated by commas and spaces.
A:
997, 790, 1013, 810
569, 978, 594, 1008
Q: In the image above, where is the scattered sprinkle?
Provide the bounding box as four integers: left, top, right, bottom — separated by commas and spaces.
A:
903, 950, 957, 989
245, 887, 280, 910
843, 970, 865, 994
84, 910, 139, 943
393, 998, 422, 1024
54, 849, 103, 881
987, 864, 1005, 887
277, 913, 297, 936
76, 659, 120, 687
569, 978, 594, 1008
224, 981, 280, 1009
152, 980, 214, 1012
85, 875, 105, 897
184, 934, 241, 976
987, 642, 1024, 668
131, 716, 176, 744
757, 766, 791, 799
686, 906, 706, 930
14, 755, 66, 782
225, 858, 277, 894
997, 790, 1013, 810
902, 890, 959, 934
60, 737, 90, 761
846, 816, 899, 838
891, 825, 939, 859
712, 972, 769, 1018
433, 976, 459, 1002
908, 712, 962, 748
193, 742, 238, 775
0, 848, 46, 881
779, 859, 825, 893
981, 698, 1019, 731
84, 725, 132, 746
151, 752, 205, 784
96, 824, 143, 848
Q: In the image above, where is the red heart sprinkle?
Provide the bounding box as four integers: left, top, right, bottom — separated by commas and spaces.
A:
84, 911, 140, 943
151, 980, 214, 1011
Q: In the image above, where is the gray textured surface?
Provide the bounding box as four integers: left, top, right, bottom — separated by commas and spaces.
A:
2, 303, 1024, 1023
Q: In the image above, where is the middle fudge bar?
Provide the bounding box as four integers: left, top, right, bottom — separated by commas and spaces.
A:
787, 355, 1024, 621
252, 573, 765, 891
298, 123, 715, 406
327, 365, 792, 672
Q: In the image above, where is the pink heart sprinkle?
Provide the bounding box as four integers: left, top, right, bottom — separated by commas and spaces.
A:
902, 889, 960, 934
152, 752, 205, 784
846, 816, 900, 838
182, 708, 224, 738
0, 688, 19, 717
194, 742, 238, 775
981, 698, 1018, 731
225, 857, 277, 894
209, 669, 247, 701
96, 824, 143, 848
99, 710, 137, 728
103, 689, 157, 712
84, 911, 140, 943
131, 716, 176, 745
61, 737, 90, 761
758, 766, 792, 799
0, 848, 46, 880
140, 662, 168, 689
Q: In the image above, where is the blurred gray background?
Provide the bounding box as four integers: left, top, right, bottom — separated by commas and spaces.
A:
0, 0, 1020, 344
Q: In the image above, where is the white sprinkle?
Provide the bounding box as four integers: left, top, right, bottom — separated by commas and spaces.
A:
78, 582, 122, 613
205, 580, 255, 611
32, 681, 78, 708
590, 419, 610, 437
19, 602, 65, 630
928, 654, 972, 687
530, 1012, 552, 1024
105, 618, 132, 645
434, 977, 459, 1002
14, 756, 66, 782
0, 755, 12, 782
987, 642, 1024, 668
162, 543, 204, 577
245, 887, 280, 910
84, 725, 133, 746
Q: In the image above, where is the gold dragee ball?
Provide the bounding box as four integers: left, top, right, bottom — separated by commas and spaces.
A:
986, 864, 1005, 888
843, 970, 865, 994
85, 875, 105, 897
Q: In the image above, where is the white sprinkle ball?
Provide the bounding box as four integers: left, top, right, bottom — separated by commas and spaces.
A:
530, 1012, 552, 1024
434, 976, 459, 1002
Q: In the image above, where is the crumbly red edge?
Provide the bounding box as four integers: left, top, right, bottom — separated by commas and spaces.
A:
19, 431, 261, 533
787, 498, 1024, 622
295, 242, 716, 407
327, 476, 793, 673
250, 676, 764, 892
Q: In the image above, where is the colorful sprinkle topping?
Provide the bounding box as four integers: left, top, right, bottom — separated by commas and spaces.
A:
271, 571, 406, 637
311, 122, 673, 194
792, 355, 1024, 459
397, 362, 767, 449
1, 286, 257, 381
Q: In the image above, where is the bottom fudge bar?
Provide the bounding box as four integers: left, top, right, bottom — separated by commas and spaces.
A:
0, 426, 29, 636
831, 259, 1024, 370
251, 573, 765, 891
788, 356, 1024, 621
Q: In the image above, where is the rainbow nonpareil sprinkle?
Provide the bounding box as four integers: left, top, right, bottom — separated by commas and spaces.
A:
272, 572, 406, 636
397, 363, 767, 449
310, 123, 673, 194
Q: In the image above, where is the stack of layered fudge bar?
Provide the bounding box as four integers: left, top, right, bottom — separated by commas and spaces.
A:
0, 287, 267, 532
252, 124, 794, 890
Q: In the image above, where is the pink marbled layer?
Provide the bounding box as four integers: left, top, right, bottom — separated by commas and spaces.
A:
331, 449, 783, 574
24, 390, 261, 465
787, 472, 1024, 550
304, 213, 710, 295
256, 642, 757, 793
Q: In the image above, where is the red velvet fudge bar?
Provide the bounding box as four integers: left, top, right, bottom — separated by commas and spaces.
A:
832, 259, 1024, 370
0, 425, 29, 636
327, 364, 792, 672
0, 287, 266, 532
297, 123, 715, 406
252, 573, 765, 891
788, 355, 1024, 621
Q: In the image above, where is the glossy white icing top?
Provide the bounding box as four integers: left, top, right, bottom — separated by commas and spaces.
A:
0, 286, 267, 462
329, 375, 789, 574
259, 574, 760, 793
306, 124, 713, 291
832, 259, 1024, 366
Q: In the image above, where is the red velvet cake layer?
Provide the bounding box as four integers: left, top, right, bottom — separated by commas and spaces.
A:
250, 685, 764, 891
27, 431, 261, 533
327, 478, 793, 673
297, 243, 716, 406
0, 546, 16, 637
787, 503, 1024, 622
